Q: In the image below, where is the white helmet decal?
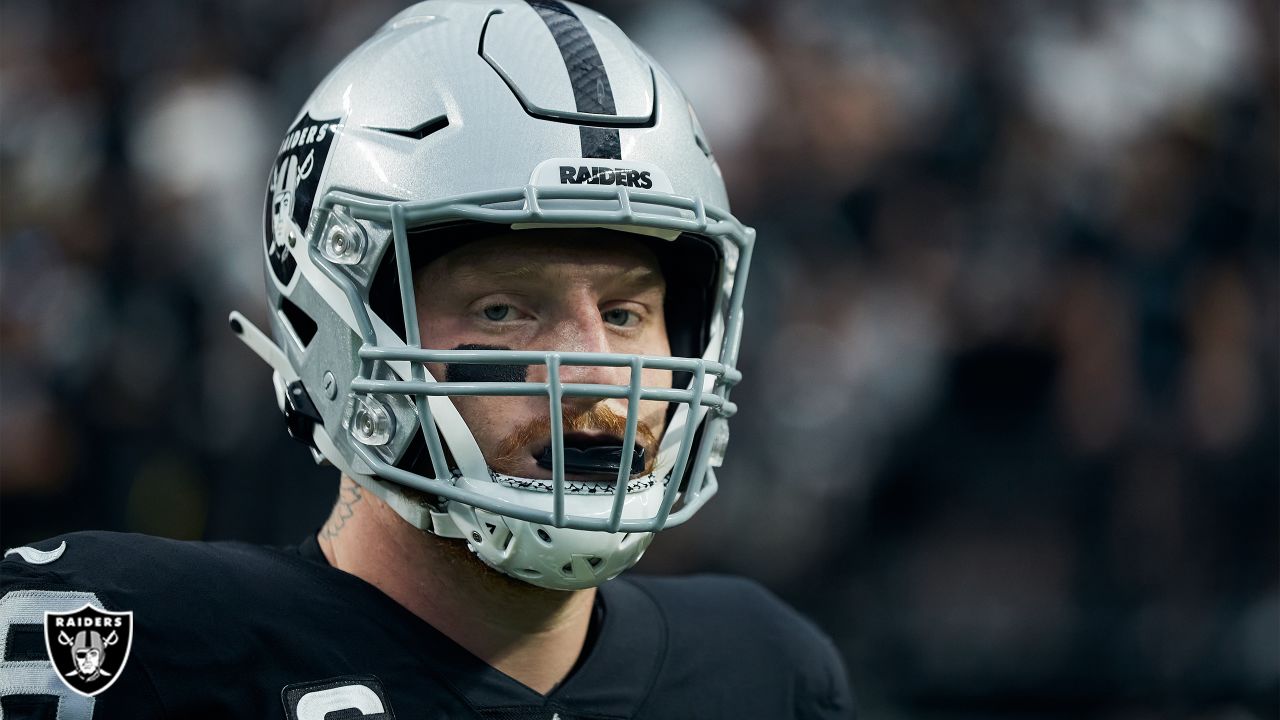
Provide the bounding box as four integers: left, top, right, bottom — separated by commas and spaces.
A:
264, 113, 340, 288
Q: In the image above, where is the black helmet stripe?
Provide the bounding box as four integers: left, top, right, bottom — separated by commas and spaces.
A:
525, 0, 622, 159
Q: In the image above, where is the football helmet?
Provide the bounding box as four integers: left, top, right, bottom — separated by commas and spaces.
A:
232, 0, 754, 590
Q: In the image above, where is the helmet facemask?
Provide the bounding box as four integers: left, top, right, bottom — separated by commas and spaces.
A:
299, 184, 749, 588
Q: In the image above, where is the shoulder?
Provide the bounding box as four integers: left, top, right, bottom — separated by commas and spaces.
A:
1, 531, 340, 718
1, 530, 320, 622
621, 574, 855, 719
3, 530, 306, 589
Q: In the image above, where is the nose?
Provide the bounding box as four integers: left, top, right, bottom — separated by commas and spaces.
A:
531, 293, 632, 412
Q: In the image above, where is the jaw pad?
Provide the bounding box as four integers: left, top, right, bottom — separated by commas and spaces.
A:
536, 445, 646, 476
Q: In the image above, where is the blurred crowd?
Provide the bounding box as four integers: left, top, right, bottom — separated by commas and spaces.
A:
1, 0, 1276, 717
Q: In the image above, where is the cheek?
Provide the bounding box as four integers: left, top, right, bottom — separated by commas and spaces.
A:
640, 367, 673, 389
451, 397, 499, 449
418, 313, 464, 351
641, 321, 672, 358
637, 367, 674, 432
446, 395, 544, 448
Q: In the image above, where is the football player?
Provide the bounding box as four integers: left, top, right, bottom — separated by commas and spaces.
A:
1, 2, 853, 718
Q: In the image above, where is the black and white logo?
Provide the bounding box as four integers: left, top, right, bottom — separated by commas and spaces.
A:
265, 112, 340, 287
529, 157, 675, 195
557, 165, 653, 189
43, 604, 134, 697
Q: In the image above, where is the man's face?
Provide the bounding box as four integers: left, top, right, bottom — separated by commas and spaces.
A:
75, 648, 101, 675
415, 231, 673, 481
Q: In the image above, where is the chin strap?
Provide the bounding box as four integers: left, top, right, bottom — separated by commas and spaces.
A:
230, 310, 326, 456
429, 508, 464, 538
343, 471, 465, 538
229, 311, 296, 382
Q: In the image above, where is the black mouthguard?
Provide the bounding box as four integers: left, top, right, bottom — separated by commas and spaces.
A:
536, 444, 647, 476
444, 344, 527, 383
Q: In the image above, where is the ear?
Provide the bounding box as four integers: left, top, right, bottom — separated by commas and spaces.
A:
58, 631, 73, 646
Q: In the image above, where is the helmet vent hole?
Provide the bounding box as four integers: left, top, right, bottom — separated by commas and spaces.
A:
587, 556, 602, 569
518, 568, 542, 579
536, 529, 552, 543
693, 132, 713, 159
368, 114, 449, 141
500, 533, 513, 551
485, 522, 497, 535
561, 562, 573, 576
278, 297, 318, 349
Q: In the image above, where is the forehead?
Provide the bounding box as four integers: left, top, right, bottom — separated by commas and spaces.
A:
421, 229, 664, 284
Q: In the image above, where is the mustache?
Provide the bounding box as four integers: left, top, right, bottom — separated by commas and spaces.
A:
490, 404, 659, 476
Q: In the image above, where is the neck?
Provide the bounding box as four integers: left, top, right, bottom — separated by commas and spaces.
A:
316, 476, 595, 695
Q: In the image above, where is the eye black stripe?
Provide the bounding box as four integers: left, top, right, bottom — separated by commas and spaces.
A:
525, 0, 622, 159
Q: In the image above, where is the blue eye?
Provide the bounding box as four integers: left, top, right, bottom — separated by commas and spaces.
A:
483, 305, 511, 321
602, 308, 637, 327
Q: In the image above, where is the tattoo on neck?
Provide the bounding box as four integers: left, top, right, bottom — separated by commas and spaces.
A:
322, 484, 364, 539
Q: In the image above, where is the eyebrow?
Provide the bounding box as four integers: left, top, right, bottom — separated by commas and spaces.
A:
455, 263, 542, 282
451, 263, 664, 289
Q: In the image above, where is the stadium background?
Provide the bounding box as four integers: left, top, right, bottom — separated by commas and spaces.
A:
1, 0, 1276, 717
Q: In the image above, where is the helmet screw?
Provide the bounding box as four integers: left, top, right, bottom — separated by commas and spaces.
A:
471, 531, 483, 543
322, 220, 366, 265
350, 396, 395, 446
322, 372, 337, 400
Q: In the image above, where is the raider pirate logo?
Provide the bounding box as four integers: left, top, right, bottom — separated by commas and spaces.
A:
44, 604, 134, 697
265, 112, 340, 287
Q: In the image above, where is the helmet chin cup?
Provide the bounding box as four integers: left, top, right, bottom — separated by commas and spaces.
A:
455, 505, 656, 592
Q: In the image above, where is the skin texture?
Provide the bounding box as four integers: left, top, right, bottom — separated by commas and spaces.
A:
416, 232, 673, 479
318, 231, 672, 694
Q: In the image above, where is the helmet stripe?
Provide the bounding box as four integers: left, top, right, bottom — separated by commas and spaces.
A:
524, 0, 622, 159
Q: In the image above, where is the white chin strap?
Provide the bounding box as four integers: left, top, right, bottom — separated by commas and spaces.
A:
230, 311, 296, 384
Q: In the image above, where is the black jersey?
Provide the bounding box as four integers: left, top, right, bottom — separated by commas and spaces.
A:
1, 531, 853, 719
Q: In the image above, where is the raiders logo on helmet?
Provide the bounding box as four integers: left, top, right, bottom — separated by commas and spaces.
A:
264, 113, 341, 287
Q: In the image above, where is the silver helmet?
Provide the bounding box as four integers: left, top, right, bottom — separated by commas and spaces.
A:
232, 0, 754, 590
